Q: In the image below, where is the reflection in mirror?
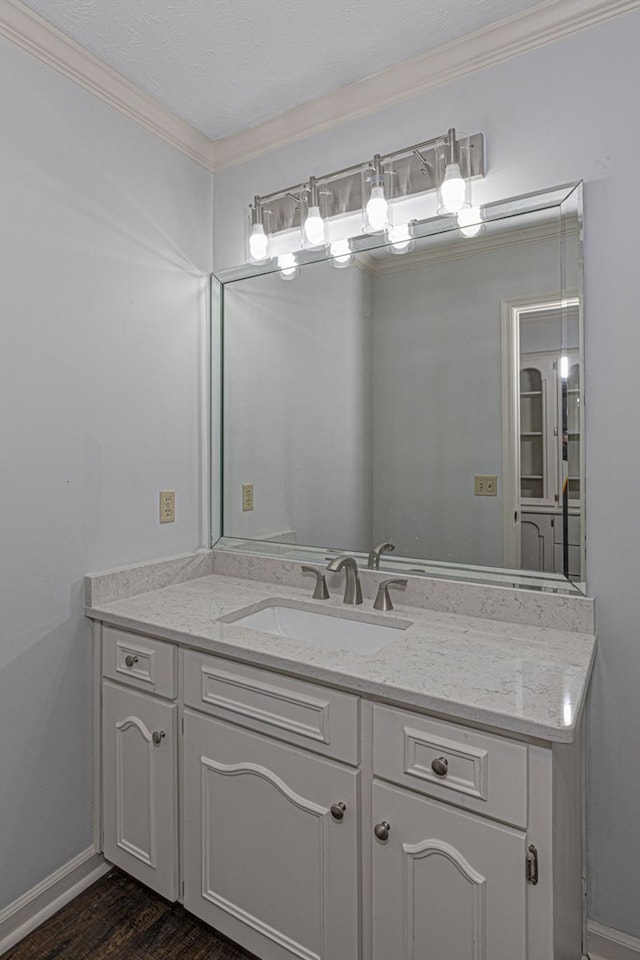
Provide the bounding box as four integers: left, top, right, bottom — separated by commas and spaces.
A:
217, 184, 584, 594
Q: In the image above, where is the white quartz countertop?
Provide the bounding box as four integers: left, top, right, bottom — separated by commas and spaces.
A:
86, 572, 596, 743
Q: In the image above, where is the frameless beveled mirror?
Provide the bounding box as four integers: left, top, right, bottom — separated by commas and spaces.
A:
213, 182, 584, 594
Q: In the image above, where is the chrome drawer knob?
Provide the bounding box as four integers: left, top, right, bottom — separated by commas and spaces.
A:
330, 802, 347, 821
152, 730, 166, 745
374, 821, 391, 842
431, 756, 449, 778
124, 655, 139, 668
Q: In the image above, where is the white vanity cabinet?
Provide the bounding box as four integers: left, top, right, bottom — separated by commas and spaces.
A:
95, 623, 584, 960
181, 649, 360, 960
371, 782, 527, 960
100, 628, 179, 901
182, 712, 359, 960
370, 706, 530, 960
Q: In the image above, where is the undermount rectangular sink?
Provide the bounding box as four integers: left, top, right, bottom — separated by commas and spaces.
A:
219, 600, 412, 654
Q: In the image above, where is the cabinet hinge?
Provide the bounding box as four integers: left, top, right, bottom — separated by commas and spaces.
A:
526, 844, 539, 885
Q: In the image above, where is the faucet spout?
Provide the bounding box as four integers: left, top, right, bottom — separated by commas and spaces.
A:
367, 541, 396, 569
326, 555, 363, 605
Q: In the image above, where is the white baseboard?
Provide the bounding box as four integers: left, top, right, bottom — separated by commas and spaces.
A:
587, 920, 640, 960
0, 847, 110, 957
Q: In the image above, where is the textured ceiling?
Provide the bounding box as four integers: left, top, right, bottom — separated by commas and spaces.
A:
19, 0, 544, 140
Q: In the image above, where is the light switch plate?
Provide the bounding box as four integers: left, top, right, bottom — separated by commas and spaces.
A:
474, 475, 498, 497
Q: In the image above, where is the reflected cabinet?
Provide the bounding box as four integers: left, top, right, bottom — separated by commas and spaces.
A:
519, 350, 581, 578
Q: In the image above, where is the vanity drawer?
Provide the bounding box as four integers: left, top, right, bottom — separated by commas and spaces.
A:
183, 651, 359, 765
102, 626, 177, 699
373, 705, 528, 828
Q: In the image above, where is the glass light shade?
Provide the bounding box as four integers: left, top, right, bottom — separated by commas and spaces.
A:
303, 206, 326, 248
365, 185, 389, 232
438, 162, 468, 214
457, 206, 484, 238
387, 223, 414, 254
277, 253, 298, 280
330, 239, 352, 267
248, 223, 269, 261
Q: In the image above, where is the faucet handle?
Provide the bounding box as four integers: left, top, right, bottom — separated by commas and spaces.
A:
301, 565, 330, 600
373, 578, 408, 612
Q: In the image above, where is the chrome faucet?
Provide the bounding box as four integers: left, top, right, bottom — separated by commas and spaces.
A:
367, 541, 396, 570
326, 555, 363, 605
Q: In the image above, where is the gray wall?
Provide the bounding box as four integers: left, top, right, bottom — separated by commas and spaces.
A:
212, 10, 640, 937
223, 262, 372, 550
370, 235, 563, 566
0, 38, 212, 910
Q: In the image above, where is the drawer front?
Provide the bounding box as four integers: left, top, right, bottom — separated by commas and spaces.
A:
183, 651, 359, 765
373, 705, 528, 828
102, 626, 177, 699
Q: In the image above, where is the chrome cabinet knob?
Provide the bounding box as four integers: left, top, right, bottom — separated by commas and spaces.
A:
374, 820, 391, 842
330, 802, 347, 821
152, 730, 166, 745
431, 756, 449, 777
124, 655, 139, 668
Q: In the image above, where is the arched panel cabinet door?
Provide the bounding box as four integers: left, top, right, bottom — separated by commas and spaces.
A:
371, 780, 527, 960
182, 710, 359, 960
102, 680, 178, 900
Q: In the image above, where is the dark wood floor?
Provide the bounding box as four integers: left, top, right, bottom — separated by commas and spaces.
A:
5, 869, 258, 960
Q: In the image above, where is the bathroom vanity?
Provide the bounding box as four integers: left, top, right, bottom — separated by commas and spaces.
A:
87, 552, 595, 960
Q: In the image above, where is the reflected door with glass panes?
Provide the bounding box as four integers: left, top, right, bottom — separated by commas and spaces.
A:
519, 351, 580, 575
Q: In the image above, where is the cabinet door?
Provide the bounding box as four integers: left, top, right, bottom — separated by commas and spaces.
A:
371, 781, 526, 960
183, 710, 359, 960
102, 681, 178, 900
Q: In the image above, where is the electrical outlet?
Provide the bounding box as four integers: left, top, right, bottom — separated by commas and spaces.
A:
474, 475, 498, 497
242, 483, 254, 512
159, 490, 176, 523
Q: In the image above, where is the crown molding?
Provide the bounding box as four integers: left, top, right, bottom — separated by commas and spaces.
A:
0, 0, 215, 171
211, 0, 640, 171
353, 218, 579, 278
1, 0, 638, 175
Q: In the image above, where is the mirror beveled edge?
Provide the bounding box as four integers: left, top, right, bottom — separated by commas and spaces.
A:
211, 181, 585, 597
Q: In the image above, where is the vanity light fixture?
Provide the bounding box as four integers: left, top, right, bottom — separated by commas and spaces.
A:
277, 253, 298, 280
329, 239, 353, 268
457, 206, 484, 238
303, 176, 327, 248
387, 222, 414, 254
248, 197, 270, 262
245, 126, 485, 265
437, 128, 471, 215
363, 155, 389, 233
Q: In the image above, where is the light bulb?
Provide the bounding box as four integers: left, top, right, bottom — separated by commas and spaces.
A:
304, 206, 326, 247
457, 206, 483, 238
387, 223, 412, 253
440, 162, 467, 214
330, 239, 352, 267
278, 253, 297, 280
366, 185, 388, 232
249, 223, 268, 261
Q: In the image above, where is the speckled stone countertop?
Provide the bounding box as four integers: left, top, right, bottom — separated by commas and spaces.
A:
86, 570, 596, 743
